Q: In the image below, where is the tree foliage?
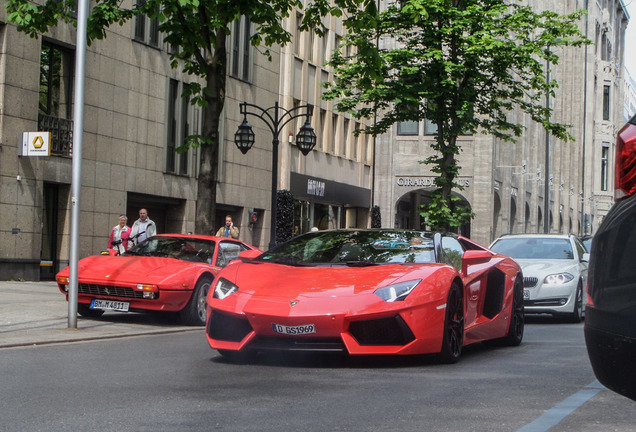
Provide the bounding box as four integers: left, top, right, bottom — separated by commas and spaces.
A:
325, 0, 590, 230
6, 0, 363, 234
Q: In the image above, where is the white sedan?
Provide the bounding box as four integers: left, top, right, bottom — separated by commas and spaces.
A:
489, 234, 589, 322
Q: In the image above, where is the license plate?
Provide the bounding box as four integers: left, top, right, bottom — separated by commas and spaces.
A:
91, 299, 130, 312
523, 289, 530, 300
272, 323, 316, 335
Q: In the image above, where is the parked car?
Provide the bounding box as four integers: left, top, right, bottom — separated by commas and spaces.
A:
489, 234, 588, 322
56, 234, 261, 326
206, 229, 524, 363
585, 113, 636, 401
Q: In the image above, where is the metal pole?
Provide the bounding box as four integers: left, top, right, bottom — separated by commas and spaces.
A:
68, 0, 89, 328
269, 104, 280, 250
544, 52, 551, 234
236, 101, 314, 249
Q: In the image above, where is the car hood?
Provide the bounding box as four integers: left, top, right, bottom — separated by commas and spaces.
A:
72, 255, 203, 285
219, 261, 448, 316
513, 258, 581, 278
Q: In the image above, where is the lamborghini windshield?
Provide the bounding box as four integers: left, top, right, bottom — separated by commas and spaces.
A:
258, 230, 436, 266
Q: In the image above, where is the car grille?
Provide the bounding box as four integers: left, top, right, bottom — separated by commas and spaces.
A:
348, 315, 415, 346
249, 336, 346, 352
524, 298, 568, 307
208, 311, 253, 342
78, 283, 143, 299
524, 277, 538, 288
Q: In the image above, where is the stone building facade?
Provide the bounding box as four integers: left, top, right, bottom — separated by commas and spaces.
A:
374, 0, 630, 246
0, 3, 372, 280
0, 0, 629, 280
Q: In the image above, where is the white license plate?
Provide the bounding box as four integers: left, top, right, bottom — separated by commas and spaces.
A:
91, 299, 130, 312
272, 323, 316, 335
523, 289, 530, 300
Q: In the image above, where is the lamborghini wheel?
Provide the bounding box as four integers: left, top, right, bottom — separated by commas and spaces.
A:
491, 276, 524, 347
438, 282, 464, 364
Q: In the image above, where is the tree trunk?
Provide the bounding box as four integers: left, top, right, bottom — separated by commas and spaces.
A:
195, 30, 227, 234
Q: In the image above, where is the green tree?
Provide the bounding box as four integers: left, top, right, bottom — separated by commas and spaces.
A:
6, 0, 361, 233
325, 0, 590, 230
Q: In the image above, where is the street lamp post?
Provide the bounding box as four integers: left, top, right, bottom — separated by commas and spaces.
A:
544, 48, 551, 234
234, 101, 316, 250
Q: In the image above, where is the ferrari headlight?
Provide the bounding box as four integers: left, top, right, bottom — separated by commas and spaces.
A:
374, 280, 421, 302
213, 278, 238, 299
543, 273, 574, 285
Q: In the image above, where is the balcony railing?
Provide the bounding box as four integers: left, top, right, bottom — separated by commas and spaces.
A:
38, 114, 73, 156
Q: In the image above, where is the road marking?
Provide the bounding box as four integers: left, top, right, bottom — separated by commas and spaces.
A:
516, 380, 603, 432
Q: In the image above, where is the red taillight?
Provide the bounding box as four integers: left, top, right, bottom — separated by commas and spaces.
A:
615, 118, 636, 201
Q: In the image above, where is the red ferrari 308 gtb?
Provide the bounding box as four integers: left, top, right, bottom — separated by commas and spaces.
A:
206, 229, 524, 363
56, 234, 260, 326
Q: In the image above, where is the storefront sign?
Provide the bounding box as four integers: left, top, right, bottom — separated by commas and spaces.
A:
396, 176, 471, 188
19, 132, 51, 156
307, 179, 326, 197
291, 172, 371, 207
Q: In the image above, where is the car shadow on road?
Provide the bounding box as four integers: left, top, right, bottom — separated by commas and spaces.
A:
209, 341, 508, 369
78, 310, 196, 328
524, 313, 584, 325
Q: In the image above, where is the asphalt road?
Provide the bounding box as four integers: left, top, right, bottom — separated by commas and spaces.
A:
1, 317, 634, 432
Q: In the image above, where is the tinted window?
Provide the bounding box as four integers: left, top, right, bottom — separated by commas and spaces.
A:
260, 230, 436, 265
441, 236, 464, 271
592, 210, 636, 286
216, 241, 249, 267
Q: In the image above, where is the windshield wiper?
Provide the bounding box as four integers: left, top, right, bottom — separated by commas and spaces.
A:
343, 261, 377, 267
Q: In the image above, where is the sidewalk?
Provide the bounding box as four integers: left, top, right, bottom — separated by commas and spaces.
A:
0, 281, 200, 348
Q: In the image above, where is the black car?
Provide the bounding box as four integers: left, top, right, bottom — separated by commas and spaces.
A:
585, 113, 636, 400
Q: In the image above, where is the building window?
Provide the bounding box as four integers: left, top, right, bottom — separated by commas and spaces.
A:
166, 79, 194, 175
320, 109, 327, 152
295, 13, 303, 56
424, 118, 438, 135
601, 145, 609, 191
602, 85, 610, 120
332, 114, 338, 154
38, 41, 74, 156
230, 16, 252, 81
134, 0, 160, 47
397, 121, 418, 135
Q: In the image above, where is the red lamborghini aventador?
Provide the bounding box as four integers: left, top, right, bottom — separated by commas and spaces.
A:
205, 229, 524, 363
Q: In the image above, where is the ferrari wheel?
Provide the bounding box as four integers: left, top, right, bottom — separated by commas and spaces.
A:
179, 276, 212, 326
77, 303, 105, 318
438, 283, 464, 364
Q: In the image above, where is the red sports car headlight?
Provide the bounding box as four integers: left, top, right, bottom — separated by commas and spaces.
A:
374, 280, 421, 302
213, 278, 238, 300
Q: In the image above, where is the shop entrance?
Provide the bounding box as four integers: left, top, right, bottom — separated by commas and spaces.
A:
395, 189, 472, 237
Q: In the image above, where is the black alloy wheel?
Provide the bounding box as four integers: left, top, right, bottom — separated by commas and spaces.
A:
438, 282, 464, 363
493, 276, 524, 346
